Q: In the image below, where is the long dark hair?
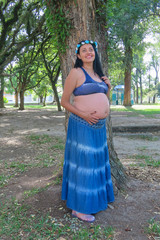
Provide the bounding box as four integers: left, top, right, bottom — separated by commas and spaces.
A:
74, 40, 104, 78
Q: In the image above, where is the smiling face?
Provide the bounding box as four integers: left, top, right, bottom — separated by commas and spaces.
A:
77, 44, 95, 64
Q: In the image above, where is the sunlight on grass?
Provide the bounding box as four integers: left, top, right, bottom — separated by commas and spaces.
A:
111, 104, 160, 116
6, 104, 58, 109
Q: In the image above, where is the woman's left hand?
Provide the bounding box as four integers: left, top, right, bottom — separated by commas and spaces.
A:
101, 76, 111, 89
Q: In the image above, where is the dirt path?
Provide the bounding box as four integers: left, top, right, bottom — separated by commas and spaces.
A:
0, 108, 160, 240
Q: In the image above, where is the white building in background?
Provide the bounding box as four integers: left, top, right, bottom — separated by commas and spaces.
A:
4, 92, 54, 104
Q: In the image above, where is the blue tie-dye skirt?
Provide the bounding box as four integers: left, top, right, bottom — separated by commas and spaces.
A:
61, 113, 114, 214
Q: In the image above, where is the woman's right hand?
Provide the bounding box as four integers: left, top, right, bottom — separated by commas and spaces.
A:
81, 111, 99, 125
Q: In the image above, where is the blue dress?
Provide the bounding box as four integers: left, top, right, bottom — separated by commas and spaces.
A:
61, 68, 114, 214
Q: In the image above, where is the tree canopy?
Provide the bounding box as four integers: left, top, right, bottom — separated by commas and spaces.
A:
0, 0, 160, 109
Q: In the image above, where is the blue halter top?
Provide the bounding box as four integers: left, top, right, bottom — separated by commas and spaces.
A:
73, 67, 108, 96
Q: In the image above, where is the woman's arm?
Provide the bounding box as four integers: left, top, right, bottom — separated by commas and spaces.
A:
101, 76, 111, 99
61, 68, 99, 124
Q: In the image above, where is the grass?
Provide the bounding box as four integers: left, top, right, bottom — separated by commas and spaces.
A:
36, 155, 55, 167
6, 104, 58, 110
9, 162, 32, 172
0, 199, 115, 240
28, 134, 65, 168
132, 154, 160, 167
128, 134, 159, 141
137, 146, 148, 151
0, 174, 13, 187
146, 219, 160, 237
28, 134, 52, 144
0, 135, 65, 188
23, 183, 53, 199
111, 104, 160, 117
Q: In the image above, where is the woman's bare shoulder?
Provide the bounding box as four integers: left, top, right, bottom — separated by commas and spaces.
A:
69, 67, 83, 78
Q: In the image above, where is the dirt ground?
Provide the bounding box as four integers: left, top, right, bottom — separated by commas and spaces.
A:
0, 107, 160, 240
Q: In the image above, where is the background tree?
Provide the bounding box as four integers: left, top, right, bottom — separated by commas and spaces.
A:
151, 55, 159, 103
13, 43, 42, 110
6, 64, 20, 107
0, 0, 45, 108
32, 77, 52, 106
106, 0, 154, 106
132, 48, 146, 104
40, 37, 61, 111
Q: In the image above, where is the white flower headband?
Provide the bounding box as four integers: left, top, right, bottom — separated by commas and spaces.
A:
75, 40, 98, 54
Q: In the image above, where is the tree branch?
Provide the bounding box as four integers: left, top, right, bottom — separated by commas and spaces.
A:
0, 0, 23, 50
0, 14, 45, 71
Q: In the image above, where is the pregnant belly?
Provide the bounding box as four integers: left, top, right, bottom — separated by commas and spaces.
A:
73, 93, 110, 119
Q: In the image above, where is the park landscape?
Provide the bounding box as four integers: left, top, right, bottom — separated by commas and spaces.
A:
1, 0, 160, 239
0, 104, 160, 240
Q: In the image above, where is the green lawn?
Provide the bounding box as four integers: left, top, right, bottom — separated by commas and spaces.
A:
110, 104, 160, 116
6, 104, 58, 109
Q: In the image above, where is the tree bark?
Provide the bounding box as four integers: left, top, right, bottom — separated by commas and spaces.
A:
48, 0, 127, 190
139, 74, 143, 104
135, 69, 139, 104
40, 95, 43, 104
148, 73, 151, 104
19, 90, 24, 110
0, 74, 5, 108
50, 67, 61, 111
123, 46, 132, 106
43, 94, 46, 106
14, 89, 19, 107
52, 84, 61, 111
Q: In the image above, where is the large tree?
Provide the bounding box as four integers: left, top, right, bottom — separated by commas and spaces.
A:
106, 0, 155, 106
45, 0, 127, 190
0, 0, 45, 108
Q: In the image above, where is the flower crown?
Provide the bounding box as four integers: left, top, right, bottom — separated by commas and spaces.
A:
75, 40, 98, 54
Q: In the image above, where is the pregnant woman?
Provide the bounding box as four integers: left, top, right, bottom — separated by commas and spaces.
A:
61, 40, 114, 223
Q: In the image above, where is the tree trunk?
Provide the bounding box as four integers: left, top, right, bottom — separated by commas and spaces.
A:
0, 74, 5, 108
139, 75, 143, 104
43, 94, 46, 106
40, 95, 43, 104
123, 46, 132, 106
52, 84, 61, 111
135, 69, 138, 104
19, 90, 25, 110
153, 95, 156, 103
50, 67, 61, 111
136, 80, 139, 104
14, 89, 19, 107
48, 0, 127, 190
148, 70, 151, 104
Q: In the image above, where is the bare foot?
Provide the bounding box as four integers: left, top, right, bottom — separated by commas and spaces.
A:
72, 210, 95, 222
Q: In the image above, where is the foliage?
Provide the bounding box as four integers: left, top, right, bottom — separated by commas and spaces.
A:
105, 0, 159, 104
0, 0, 45, 72
43, 0, 72, 53
3, 96, 8, 103
107, 0, 153, 49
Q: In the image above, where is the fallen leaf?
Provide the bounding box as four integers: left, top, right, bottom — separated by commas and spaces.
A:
125, 227, 132, 231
